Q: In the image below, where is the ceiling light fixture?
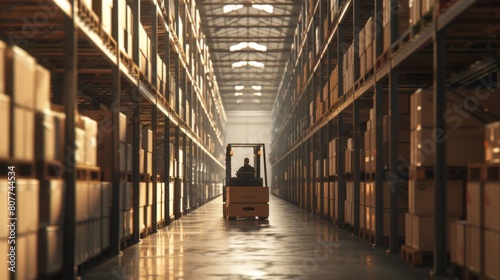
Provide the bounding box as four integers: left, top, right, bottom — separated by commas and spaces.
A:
252, 4, 273, 13
235, 85, 245, 90
223, 4, 244, 13
252, 86, 262, 90
234, 92, 243, 96
253, 92, 262, 96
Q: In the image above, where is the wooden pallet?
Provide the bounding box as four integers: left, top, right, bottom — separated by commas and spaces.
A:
100, 29, 117, 54
401, 245, 436, 267
449, 263, 482, 280
409, 166, 467, 181
77, 0, 100, 33
76, 165, 101, 181
375, 50, 390, 70
0, 160, 36, 178
101, 170, 131, 182
392, 28, 413, 54
37, 161, 64, 180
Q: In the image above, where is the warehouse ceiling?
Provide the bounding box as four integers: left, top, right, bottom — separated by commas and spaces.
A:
197, 0, 302, 112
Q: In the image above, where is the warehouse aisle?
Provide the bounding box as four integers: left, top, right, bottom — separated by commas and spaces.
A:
83, 195, 431, 280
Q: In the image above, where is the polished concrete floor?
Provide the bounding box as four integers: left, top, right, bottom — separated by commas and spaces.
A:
83, 195, 435, 280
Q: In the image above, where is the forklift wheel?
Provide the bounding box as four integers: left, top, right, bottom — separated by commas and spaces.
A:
258, 217, 268, 220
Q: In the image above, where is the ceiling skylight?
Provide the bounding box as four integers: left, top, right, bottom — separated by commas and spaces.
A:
229, 42, 267, 52
252, 4, 273, 13
232, 61, 265, 69
223, 4, 243, 13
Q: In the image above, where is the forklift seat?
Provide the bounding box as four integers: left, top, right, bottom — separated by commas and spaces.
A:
239, 172, 255, 179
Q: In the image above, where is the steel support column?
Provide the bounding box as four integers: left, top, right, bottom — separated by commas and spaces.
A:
374, 82, 384, 246
337, 15, 345, 225
433, 27, 447, 277
353, 99, 361, 235
62, 5, 77, 278
131, 0, 140, 244
151, 1, 159, 234
110, 0, 122, 255
164, 117, 171, 223
389, 68, 399, 253
352, 0, 361, 235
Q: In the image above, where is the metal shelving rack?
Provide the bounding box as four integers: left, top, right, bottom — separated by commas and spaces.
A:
271, 0, 499, 276
0, 0, 226, 278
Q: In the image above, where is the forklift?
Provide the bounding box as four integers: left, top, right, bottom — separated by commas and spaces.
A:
223, 143, 269, 220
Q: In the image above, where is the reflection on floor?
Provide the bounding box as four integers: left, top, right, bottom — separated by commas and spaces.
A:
83, 195, 434, 279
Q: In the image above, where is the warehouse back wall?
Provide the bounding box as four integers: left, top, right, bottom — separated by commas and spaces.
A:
224, 111, 273, 184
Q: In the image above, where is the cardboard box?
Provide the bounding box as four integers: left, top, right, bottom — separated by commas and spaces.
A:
484, 182, 500, 231
93, 0, 113, 35
412, 215, 458, 251
450, 220, 466, 266
0, 41, 5, 94
409, 0, 421, 26
82, 110, 127, 170
143, 128, 153, 152
39, 179, 65, 227
88, 182, 102, 219
120, 182, 131, 210
17, 179, 39, 235
7, 46, 36, 109
35, 111, 57, 162
38, 226, 63, 275
406, 213, 413, 246
13, 106, 35, 161
16, 232, 38, 280
76, 181, 89, 222
81, 116, 98, 167
35, 65, 51, 112
466, 181, 481, 227
0, 94, 10, 159
147, 182, 154, 206
466, 225, 481, 273
409, 180, 464, 216
75, 127, 86, 165
0, 238, 7, 280
102, 217, 110, 250
0, 182, 8, 238
484, 229, 500, 280
101, 182, 111, 217
139, 182, 148, 207
485, 121, 500, 163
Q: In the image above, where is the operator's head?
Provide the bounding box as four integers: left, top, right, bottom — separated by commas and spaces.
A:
244, 158, 250, 165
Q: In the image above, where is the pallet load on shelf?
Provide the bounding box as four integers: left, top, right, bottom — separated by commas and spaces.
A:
118, 0, 133, 57
328, 138, 337, 220
361, 108, 408, 241
382, 0, 409, 51
404, 88, 500, 264
365, 18, 375, 75
450, 121, 500, 280
409, 0, 435, 29
92, 0, 113, 36
329, 0, 338, 24
82, 110, 128, 180
139, 22, 152, 82
342, 44, 355, 92
329, 66, 338, 108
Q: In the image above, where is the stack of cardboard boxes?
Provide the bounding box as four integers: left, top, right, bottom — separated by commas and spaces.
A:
406, 88, 487, 253
328, 139, 337, 220
450, 121, 500, 279
382, 0, 409, 51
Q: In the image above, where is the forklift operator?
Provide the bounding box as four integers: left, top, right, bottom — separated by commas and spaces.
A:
236, 158, 255, 178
